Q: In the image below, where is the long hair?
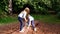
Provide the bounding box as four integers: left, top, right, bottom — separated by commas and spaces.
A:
24, 7, 30, 21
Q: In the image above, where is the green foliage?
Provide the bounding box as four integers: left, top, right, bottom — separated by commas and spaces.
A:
0, 0, 60, 24
0, 16, 17, 24
0, 0, 60, 15
51, 0, 60, 13
0, 0, 9, 18
32, 14, 60, 24
0, 0, 8, 11
57, 12, 60, 19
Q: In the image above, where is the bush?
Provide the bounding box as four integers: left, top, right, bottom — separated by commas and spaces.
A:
57, 12, 60, 19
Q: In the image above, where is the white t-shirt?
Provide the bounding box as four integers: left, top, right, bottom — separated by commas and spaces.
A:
28, 15, 34, 26
28, 15, 34, 21
18, 10, 27, 18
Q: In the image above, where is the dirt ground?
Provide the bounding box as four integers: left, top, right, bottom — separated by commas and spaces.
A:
0, 20, 60, 34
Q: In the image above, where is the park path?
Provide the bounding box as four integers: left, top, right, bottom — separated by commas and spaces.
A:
0, 20, 60, 34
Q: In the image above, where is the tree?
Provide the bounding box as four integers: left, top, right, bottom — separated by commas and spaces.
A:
8, 0, 12, 15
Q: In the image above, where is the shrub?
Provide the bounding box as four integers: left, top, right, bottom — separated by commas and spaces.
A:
57, 12, 60, 19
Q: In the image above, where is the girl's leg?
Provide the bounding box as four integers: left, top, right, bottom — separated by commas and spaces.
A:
27, 19, 31, 27
31, 20, 37, 31
18, 17, 24, 31
27, 19, 29, 26
31, 20, 35, 29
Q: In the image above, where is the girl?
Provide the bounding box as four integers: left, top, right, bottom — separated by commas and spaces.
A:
18, 7, 30, 32
27, 15, 37, 32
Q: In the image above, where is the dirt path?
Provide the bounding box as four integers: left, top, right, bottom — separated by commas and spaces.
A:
0, 20, 60, 34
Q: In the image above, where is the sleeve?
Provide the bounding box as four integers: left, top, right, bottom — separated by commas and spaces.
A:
30, 15, 34, 21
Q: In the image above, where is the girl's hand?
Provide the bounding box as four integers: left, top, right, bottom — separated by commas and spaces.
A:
23, 18, 28, 23
25, 19, 28, 23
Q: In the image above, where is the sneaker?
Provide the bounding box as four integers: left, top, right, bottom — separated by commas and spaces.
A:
19, 28, 24, 32
27, 26, 30, 29
34, 28, 37, 31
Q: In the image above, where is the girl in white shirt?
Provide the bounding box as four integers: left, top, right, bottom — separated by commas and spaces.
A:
27, 15, 37, 32
18, 7, 30, 32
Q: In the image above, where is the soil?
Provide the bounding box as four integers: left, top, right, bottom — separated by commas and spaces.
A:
0, 20, 60, 34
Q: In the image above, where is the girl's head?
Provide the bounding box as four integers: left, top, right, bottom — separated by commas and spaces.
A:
24, 7, 30, 14
24, 7, 30, 20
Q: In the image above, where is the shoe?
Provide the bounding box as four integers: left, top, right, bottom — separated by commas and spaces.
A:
27, 26, 29, 29
19, 28, 24, 32
34, 28, 37, 31
19, 30, 24, 33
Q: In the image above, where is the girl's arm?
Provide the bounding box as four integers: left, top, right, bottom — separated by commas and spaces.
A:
23, 11, 28, 23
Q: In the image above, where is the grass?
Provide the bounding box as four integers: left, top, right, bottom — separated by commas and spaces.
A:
0, 16, 18, 24
31, 14, 60, 24
0, 14, 60, 24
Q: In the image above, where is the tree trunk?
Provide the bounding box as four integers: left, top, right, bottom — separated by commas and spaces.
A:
8, 0, 12, 15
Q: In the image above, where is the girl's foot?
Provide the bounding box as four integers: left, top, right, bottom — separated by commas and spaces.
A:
20, 28, 24, 32
34, 28, 37, 32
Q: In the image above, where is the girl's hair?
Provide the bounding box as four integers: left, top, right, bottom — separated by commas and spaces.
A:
24, 7, 30, 14
24, 7, 30, 20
